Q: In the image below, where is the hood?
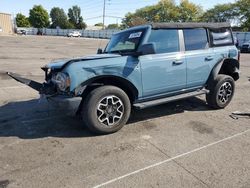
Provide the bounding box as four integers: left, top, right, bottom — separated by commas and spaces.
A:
44, 54, 121, 70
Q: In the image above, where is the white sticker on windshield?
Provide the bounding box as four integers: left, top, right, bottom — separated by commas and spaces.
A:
129, 32, 142, 39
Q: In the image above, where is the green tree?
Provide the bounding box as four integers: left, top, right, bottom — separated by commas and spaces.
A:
200, 3, 236, 22
94, 23, 104, 27
178, 0, 203, 22
107, 23, 119, 29
121, 0, 202, 28
68, 6, 87, 29
121, 13, 147, 28
236, 0, 250, 31
29, 5, 50, 28
16, 13, 30, 27
50, 7, 69, 29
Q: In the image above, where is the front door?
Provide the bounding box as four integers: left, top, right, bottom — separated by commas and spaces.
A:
140, 29, 186, 98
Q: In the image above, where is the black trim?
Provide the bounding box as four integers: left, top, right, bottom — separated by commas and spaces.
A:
151, 22, 231, 29
134, 88, 209, 109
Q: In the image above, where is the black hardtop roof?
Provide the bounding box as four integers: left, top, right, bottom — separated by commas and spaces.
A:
151, 22, 231, 29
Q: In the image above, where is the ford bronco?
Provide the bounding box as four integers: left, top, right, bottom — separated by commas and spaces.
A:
8, 22, 240, 134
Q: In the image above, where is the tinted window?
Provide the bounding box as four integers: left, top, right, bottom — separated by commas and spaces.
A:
183, 29, 208, 51
148, 29, 179, 54
210, 28, 233, 46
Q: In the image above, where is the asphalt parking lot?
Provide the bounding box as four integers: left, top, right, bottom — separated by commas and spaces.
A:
0, 35, 249, 188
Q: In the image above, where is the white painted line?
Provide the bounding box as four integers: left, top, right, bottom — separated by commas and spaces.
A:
93, 128, 250, 188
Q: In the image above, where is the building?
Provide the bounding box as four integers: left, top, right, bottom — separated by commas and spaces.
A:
0, 12, 13, 35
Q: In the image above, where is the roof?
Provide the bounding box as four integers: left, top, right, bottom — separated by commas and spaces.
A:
151, 22, 231, 29
0, 12, 11, 16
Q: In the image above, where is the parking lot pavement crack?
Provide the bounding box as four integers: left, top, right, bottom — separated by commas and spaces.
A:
145, 139, 210, 188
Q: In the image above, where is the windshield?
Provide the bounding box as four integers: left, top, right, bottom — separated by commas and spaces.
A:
105, 29, 146, 54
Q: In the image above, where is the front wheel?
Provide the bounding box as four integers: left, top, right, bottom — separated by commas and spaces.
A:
82, 86, 131, 134
206, 75, 235, 109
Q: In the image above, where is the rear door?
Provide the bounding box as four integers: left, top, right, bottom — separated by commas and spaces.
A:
183, 28, 215, 88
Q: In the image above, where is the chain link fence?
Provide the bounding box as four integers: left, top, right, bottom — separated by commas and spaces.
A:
17, 28, 250, 47
17, 27, 120, 39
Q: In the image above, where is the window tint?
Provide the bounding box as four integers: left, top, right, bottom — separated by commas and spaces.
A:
183, 29, 208, 51
148, 29, 179, 54
210, 28, 233, 46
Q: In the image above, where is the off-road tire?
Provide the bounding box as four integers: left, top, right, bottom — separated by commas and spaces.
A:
206, 74, 235, 109
82, 85, 131, 134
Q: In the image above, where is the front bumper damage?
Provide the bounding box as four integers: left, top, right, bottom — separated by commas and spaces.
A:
7, 72, 81, 115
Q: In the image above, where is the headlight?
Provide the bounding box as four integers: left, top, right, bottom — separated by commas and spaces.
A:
52, 72, 70, 91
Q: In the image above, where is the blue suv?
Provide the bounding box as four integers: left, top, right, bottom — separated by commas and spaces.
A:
8, 22, 240, 134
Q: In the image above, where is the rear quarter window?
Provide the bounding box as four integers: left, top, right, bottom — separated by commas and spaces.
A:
210, 28, 233, 46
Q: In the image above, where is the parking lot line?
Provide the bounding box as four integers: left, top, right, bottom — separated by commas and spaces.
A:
93, 128, 250, 188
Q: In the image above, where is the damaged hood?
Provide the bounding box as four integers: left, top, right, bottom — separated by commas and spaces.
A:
45, 54, 121, 70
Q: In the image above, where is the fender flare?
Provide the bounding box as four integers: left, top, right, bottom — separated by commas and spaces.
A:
74, 75, 139, 101
207, 58, 239, 87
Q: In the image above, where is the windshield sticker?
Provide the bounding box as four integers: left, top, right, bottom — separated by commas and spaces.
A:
129, 32, 142, 39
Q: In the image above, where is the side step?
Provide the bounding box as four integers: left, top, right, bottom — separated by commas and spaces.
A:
133, 89, 209, 109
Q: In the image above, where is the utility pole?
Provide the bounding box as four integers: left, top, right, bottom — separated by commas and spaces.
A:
102, 0, 106, 30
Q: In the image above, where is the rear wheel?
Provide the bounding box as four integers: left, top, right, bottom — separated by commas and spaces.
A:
82, 86, 131, 134
206, 75, 235, 109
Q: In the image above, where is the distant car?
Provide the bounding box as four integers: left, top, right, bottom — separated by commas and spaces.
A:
67, 31, 81, 37
241, 40, 250, 53
17, 29, 26, 35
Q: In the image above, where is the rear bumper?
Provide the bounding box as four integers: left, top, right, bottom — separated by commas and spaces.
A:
47, 95, 82, 116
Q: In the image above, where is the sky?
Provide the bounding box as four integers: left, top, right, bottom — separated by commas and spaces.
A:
0, 0, 236, 26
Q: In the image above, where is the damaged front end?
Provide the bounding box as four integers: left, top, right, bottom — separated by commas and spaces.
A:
7, 71, 57, 96
7, 68, 82, 115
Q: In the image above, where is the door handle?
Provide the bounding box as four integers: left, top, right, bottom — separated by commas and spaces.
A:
205, 56, 213, 61
173, 60, 184, 65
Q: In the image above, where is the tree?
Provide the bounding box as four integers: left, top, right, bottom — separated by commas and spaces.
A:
50, 7, 69, 29
107, 23, 119, 29
200, 3, 236, 23
121, 0, 202, 28
68, 6, 87, 29
178, 0, 203, 22
16, 13, 30, 27
236, 0, 250, 31
29, 5, 50, 28
95, 23, 104, 27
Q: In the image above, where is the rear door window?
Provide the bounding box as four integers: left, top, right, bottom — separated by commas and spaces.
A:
147, 29, 179, 54
183, 28, 208, 51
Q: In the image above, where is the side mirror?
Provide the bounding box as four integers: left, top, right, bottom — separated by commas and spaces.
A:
97, 48, 103, 54
137, 43, 156, 56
